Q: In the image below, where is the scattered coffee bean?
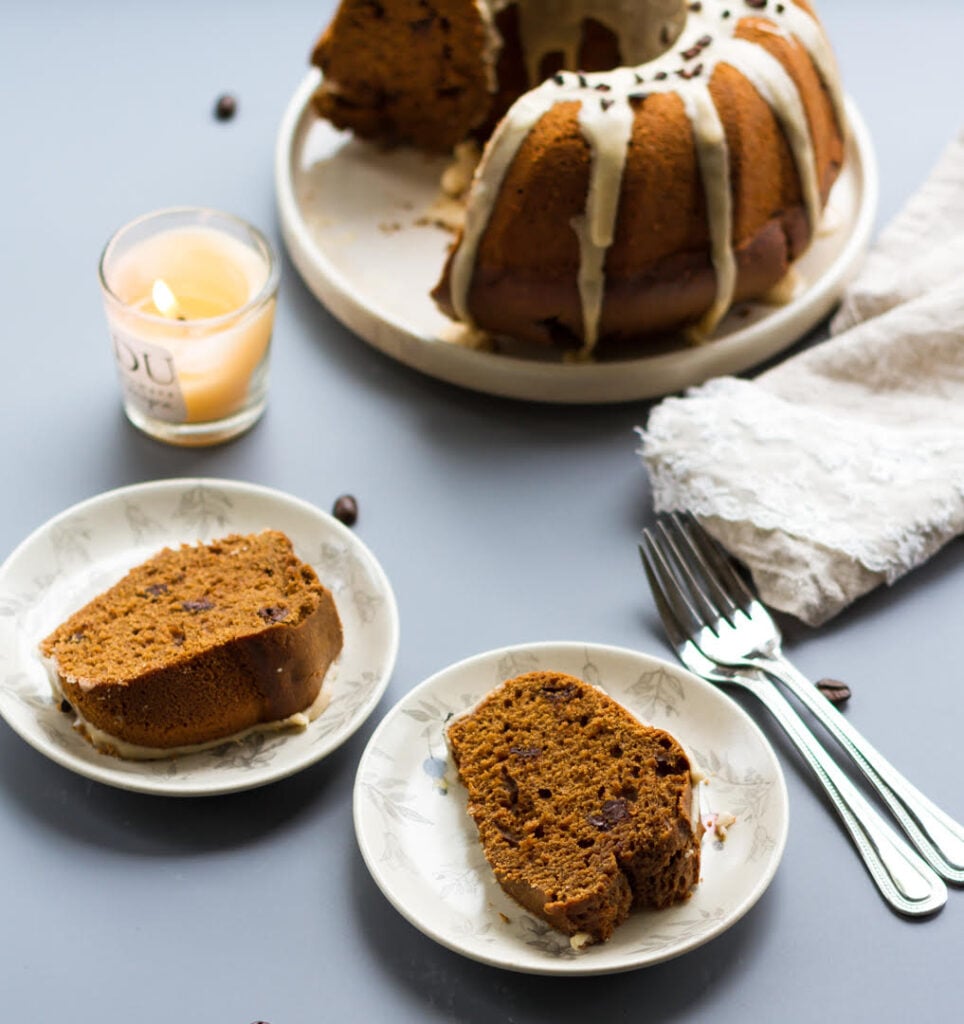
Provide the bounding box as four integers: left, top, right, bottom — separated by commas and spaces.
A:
332, 494, 358, 526
816, 678, 852, 705
60, 699, 72, 714
214, 93, 237, 121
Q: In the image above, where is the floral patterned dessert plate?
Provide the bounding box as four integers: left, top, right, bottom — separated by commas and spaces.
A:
354, 641, 788, 975
0, 478, 399, 796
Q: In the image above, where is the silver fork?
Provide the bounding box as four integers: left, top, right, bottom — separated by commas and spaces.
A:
654, 510, 964, 885
640, 535, 947, 916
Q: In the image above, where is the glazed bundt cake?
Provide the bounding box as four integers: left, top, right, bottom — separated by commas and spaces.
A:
40, 531, 344, 757
447, 671, 702, 944
311, 0, 845, 356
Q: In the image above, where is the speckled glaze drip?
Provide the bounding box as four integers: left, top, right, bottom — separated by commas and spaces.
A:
454, 0, 845, 355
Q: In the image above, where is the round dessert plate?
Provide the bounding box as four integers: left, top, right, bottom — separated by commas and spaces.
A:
353, 641, 789, 975
0, 478, 399, 796
277, 72, 878, 403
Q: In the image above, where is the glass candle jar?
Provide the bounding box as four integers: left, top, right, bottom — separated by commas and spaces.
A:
98, 207, 280, 446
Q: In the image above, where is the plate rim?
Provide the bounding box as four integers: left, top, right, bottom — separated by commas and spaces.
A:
0, 476, 400, 797
276, 70, 879, 404
352, 639, 789, 975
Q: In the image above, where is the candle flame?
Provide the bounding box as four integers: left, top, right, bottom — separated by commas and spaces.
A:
152, 278, 183, 319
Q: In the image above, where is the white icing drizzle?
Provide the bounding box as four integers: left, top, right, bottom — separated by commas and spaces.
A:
779, 1, 847, 139
719, 35, 820, 236
450, 85, 553, 323
474, 0, 503, 92
572, 79, 635, 351
680, 82, 734, 336
452, 0, 846, 355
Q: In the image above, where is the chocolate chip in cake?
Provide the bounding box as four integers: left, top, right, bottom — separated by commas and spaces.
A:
541, 682, 578, 702
144, 583, 169, 597
214, 93, 237, 121
257, 605, 290, 624
181, 598, 215, 613
655, 754, 689, 777
332, 494, 358, 526
509, 745, 542, 759
587, 799, 632, 831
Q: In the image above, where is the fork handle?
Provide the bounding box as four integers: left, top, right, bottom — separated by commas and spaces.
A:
758, 654, 964, 884
742, 673, 947, 916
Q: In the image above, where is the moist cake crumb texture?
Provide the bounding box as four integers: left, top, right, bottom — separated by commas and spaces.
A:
446, 670, 703, 943
40, 530, 344, 752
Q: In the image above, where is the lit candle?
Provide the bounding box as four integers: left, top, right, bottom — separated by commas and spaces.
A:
99, 207, 280, 446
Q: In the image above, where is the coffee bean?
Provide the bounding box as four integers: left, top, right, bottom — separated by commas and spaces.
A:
332, 494, 358, 526
816, 678, 852, 705
214, 93, 237, 121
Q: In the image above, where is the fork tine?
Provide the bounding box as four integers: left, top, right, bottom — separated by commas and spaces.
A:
654, 516, 726, 631
637, 542, 688, 652
679, 510, 757, 616
639, 532, 704, 648
664, 512, 740, 624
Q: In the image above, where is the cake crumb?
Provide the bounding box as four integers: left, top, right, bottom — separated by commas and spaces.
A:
570, 932, 594, 952
704, 811, 737, 842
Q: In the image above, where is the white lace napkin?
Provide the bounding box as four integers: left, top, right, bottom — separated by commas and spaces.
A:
638, 130, 964, 626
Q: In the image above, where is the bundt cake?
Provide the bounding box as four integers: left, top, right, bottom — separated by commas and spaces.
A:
310, 0, 846, 357
446, 671, 702, 944
39, 531, 344, 757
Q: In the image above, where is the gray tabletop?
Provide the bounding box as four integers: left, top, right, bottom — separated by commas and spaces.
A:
3, 2, 963, 1021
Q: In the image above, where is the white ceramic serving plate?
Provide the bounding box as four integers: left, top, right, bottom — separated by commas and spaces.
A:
276, 72, 877, 403
353, 641, 789, 975
0, 478, 399, 796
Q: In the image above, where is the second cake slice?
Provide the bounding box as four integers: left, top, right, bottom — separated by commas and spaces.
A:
446, 670, 702, 944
